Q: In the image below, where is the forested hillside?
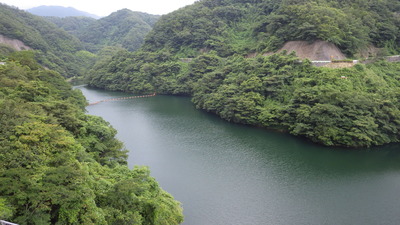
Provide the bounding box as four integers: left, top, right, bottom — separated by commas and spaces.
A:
0, 3, 96, 78
47, 9, 160, 52
143, 0, 400, 56
0, 52, 183, 224
1, 0, 399, 222
87, 0, 400, 147
45, 16, 96, 38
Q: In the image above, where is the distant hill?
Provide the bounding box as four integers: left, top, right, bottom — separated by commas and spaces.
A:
47, 9, 160, 52
45, 16, 96, 37
0, 3, 95, 77
27, 5, 100, 19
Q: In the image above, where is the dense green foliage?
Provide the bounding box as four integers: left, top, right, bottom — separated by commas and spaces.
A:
47, 9, 160, 52
143, 0, 400, 56
0, 43, 16, 56
46, 16, 97, 38
87, 49, 181, 94
0, 3, 96, 78
1, 0, 399, 221
86, 0, 400, 147
0, 52, 183, 224
87, 49, 400, 147
192, 53, 400, 147
263, 0, 400, 55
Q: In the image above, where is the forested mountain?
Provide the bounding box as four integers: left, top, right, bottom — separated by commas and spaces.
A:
142, 0, 400, 56
0, 3, 95, 78
47, 9, 160, 52
1, 3, 159, 78
1, 0, 399, 222
0, 4, 185, 224
78, 9, 159, 52
27, 5, 100, 19
87, 0, 400, 147
44, 16, 97, 38
0, 52, 183, 224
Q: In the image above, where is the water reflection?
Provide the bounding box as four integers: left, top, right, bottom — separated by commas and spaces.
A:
77, 85, 400, 225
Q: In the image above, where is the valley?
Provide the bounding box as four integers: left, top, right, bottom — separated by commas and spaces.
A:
1, 0, 400, 224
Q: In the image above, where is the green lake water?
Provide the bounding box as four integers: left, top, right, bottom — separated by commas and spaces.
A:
77, 85, 400, 225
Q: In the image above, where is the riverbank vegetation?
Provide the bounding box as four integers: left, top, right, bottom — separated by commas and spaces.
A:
85, 0, 400, 147
0, 52, 183, 224
87, 49, 400, 147
1, 0, 399, 222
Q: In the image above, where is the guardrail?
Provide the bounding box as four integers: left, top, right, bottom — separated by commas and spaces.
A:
0, 220, 18, 225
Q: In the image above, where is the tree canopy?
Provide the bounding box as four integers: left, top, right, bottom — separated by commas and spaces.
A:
47, 9, 160, 52
0, 52, 183, 224
87, 45, 400, 147
86, 0, 400, 147
142, 0, 400, 57
0, 3, 98, 78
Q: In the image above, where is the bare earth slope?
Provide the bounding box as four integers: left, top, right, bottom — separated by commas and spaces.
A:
278, 40, 346, 61
0, 34, 32, 50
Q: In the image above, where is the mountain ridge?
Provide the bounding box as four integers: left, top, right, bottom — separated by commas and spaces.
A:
0, 3, 93, 77
27, 5, 100, 19
46, 8, 160, 52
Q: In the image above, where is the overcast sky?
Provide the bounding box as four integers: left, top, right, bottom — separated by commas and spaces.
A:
0, 0, 198, 16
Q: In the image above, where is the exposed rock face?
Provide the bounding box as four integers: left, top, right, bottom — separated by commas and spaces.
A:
0, 34, 32, 50
278, 40, 346, 61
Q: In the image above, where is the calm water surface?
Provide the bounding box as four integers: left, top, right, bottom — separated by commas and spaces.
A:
77, 85, 400, 225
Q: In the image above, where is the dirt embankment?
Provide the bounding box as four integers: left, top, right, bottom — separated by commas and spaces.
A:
0, 34, 32, 51
277, 40, 346, 61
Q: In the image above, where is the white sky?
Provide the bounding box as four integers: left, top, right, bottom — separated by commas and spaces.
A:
0, 0, 198, 16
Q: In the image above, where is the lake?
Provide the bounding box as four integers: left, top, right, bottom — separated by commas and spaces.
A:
77, 85, 400, 225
